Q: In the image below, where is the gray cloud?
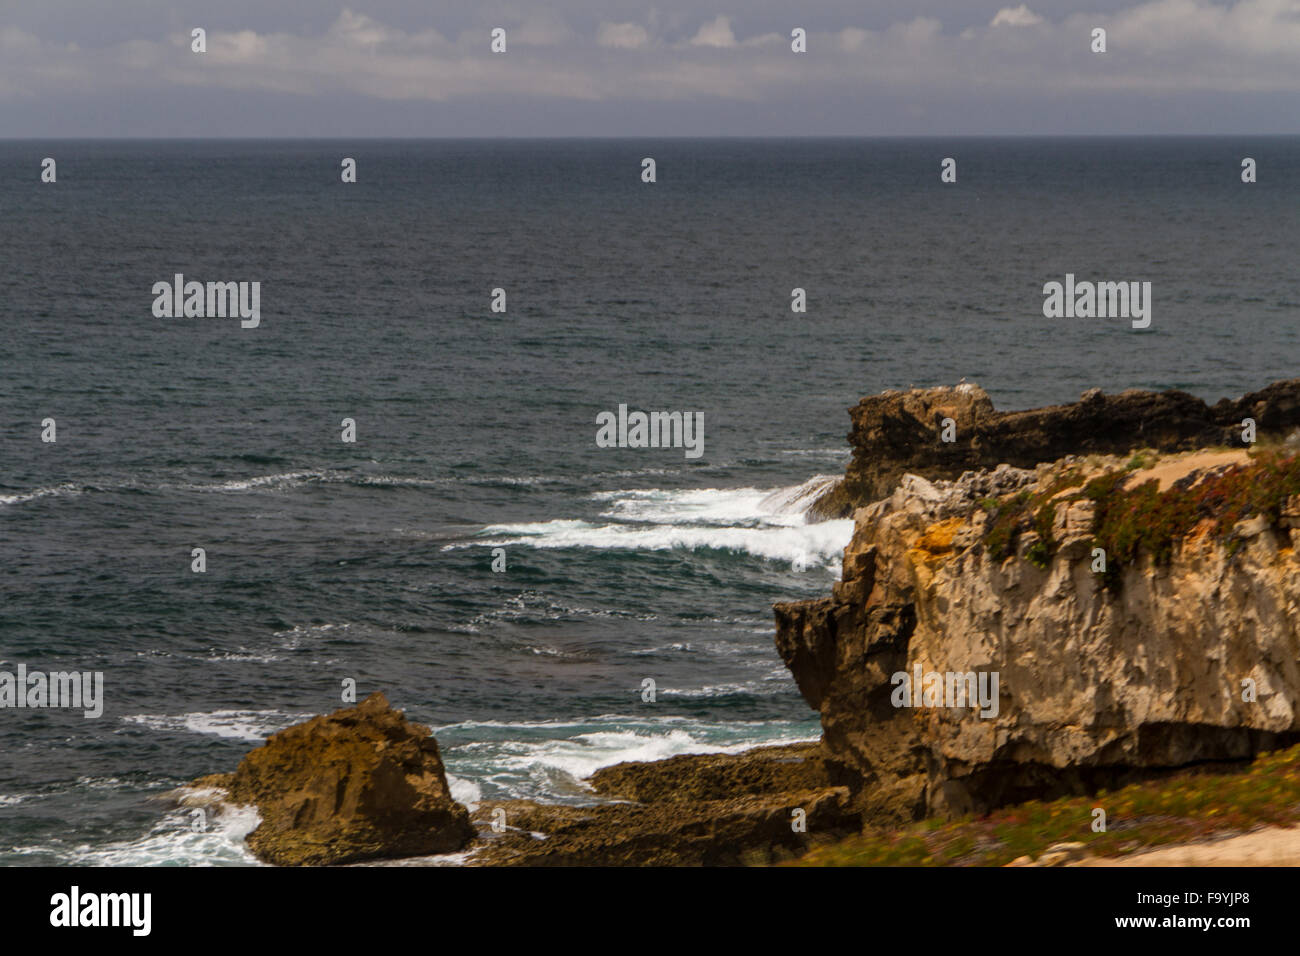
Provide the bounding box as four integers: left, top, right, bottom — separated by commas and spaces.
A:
0, 1, 1296, 135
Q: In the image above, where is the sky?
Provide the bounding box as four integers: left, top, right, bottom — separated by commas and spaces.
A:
0, 0, 1297, 136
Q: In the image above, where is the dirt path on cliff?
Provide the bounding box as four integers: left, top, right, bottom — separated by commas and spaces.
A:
1141, 450, 1250, 491
1074, 826, 1300, 866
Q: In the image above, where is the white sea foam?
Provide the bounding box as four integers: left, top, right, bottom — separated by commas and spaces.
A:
433, 715, 821, 805
200, 649, 282, 663
434, 713, 812, 735
468, 517, 852, 568
121, 709, 311, 741
594, 474, 839, 525
0, 483, 84, 507
465, 729, 740, 796
453, 477, 852, 570
65, 802, 263, 867
659, 677, 792, 699
757, 474, 843, 515
446, 773, 483, 809
177, 471, 326, 493
629, 641, 693, 656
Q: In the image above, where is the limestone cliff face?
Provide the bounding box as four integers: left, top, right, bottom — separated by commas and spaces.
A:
778, 384, 1300, 824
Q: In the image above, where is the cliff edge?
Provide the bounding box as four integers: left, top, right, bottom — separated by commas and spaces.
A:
778, 381, 1300, 824
825, 379, 1300, 513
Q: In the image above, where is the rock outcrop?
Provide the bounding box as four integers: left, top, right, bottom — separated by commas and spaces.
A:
831, 379, 1300, 513
777, 383, 1300, 824
588, 741, 840, 803
196, 692, 474, 866
470, 743, 860, 866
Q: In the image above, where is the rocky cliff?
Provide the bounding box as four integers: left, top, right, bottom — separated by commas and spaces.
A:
826, 379, 1300, 512
777, 382, 1300, 824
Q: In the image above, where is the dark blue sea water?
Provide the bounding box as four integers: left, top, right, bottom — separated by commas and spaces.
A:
1, 138, 1297, 864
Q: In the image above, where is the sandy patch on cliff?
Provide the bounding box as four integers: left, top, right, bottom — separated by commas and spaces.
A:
1138, 450, 1250, 491
1074, 825, 1300, 866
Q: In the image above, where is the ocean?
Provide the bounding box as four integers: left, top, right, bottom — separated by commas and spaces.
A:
1, 137, 1297, 865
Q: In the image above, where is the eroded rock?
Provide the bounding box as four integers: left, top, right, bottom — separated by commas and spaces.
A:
469, 743, 859, 866
198, 692, 474, 866
833, 379, 1300, 512
776, 389, 1300, 824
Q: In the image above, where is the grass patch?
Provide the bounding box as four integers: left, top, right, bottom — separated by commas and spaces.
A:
983, 468, 1082, 566
1125, 449, 1158, 472
1088, 449, 1300, 587
981, 450, 1300, 587
788, 743, 1300, 867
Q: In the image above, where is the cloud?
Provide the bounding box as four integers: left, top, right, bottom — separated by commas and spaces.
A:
330, 10, 396, 48
0, 0, 1298, 114
597, 22, 650, 49
991, 6, 1046, 27
510, 16, 574, 47
836, 27, 870, 51
688, 16, 736, 48
207, 30, 270, 63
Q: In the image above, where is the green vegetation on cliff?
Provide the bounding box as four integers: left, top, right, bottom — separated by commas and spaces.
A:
788, 742, 1300, 867
982, 449, 1300, 586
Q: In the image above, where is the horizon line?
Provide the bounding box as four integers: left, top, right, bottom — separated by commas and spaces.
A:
2, 133, 1298, 141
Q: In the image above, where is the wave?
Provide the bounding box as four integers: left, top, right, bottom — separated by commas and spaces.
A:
176, 471, 328, 493
454, 476, 853, 570
445, 773, 482, 808
592, 474, 839, 525
63, 801, 264, 867
0, 482, 84, 507
0, 465, 699, 507
120, 709, 313, 741
658, 669, 796, 699
271, 622, 357, 646
466, 518, 853, 569
757, 474, 842, 515
433, 714, 821, 804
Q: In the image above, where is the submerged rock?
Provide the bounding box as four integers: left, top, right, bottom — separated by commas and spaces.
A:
199, 692, 473, 866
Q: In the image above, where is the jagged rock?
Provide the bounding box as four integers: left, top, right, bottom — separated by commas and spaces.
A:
838, 379, 1300, 510
1052, 498, 1096, 544
588, 742, 836, 802
200, 692, 474, 866
469, 743, 858, 866
775, 385, 1300, 825
806, 479, 855, 521
471, 788, 856, 867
